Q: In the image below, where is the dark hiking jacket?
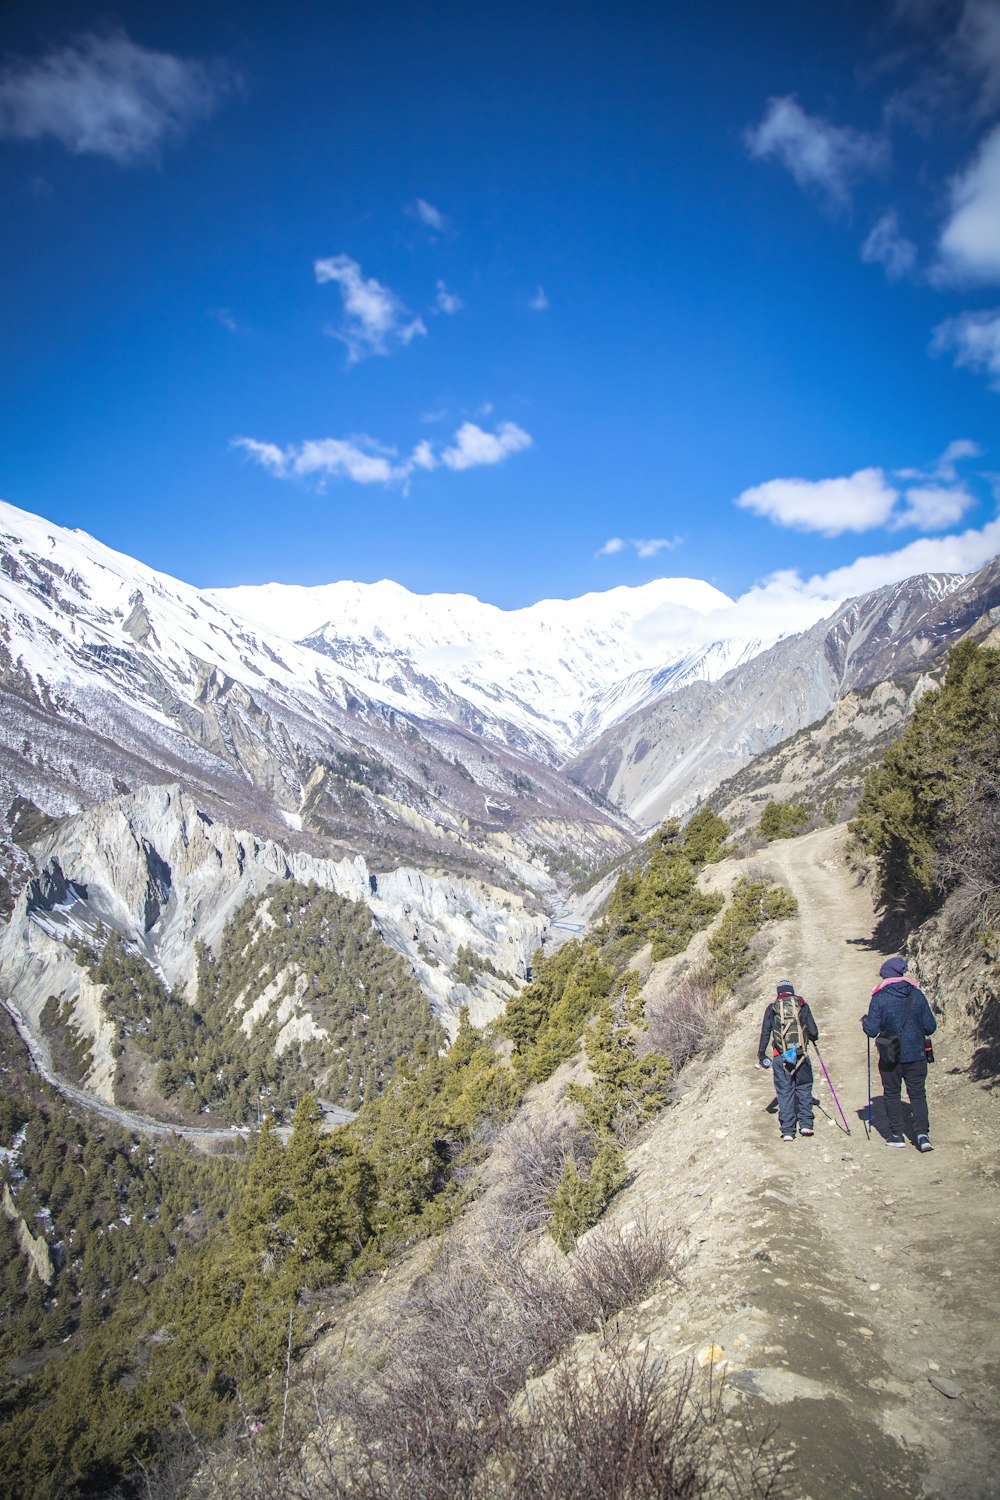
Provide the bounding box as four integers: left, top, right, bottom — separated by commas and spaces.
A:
862, 979, 936, 1065
758, 997, 818, 1065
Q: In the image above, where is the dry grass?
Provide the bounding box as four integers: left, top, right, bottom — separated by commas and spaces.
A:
644, 971, 726, 1073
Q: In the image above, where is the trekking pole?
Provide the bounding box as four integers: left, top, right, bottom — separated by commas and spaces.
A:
810, 1042, 851, 1135
865, 1036, 872, 1141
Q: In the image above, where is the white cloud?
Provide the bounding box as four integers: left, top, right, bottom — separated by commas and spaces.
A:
0, 29, 233, 164
735, 468, 899, 534
411, 439, 437, 471
861, 209, 918, 279
315, 253, 426, 363
744, 96, 887, 208
529, 285, 549, 311
232, 435, 411, 487
737, 445, 982, 536
658, 515, 1000, 651
596, 536, 682, 559
435, 280, 463, 314
440, 421, 533, 471
413, 197, 447, 231
932, 307, 1000, 388
232, 438, 288, 476
233, 419, 533, 487
793, 515, 1000, 599
955, 0, 1000, 115
936, 123, 1000, 283
938, 436, 985, 472
892, 483, 975, 530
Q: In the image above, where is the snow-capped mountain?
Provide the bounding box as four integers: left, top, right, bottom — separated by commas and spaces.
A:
568, 564, 992, 825
0, 499, 635, 908
211, 575, 782, 755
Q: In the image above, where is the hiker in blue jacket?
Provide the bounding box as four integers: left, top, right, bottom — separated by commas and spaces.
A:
757, 980, 819, 1141
862, 956, 937, 1151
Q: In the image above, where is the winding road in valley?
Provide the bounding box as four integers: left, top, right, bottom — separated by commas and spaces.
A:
0, 996, 355, 1144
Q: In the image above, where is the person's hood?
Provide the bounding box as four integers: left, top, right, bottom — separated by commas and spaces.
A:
874, 978, 919, 1000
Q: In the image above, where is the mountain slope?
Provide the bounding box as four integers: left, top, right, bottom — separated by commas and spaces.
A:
568, 566, 997, 824
0, 500, 632, 909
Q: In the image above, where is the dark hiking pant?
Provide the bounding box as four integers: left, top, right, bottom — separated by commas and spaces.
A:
878, 1058, 929, 1138
772, 1056, 814, 1135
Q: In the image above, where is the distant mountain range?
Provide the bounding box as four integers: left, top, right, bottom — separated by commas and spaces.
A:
212, 574, 774, 757
4, 497, 1000, 907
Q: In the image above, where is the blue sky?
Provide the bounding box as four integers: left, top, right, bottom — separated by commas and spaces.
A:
2, 0, 1000, 612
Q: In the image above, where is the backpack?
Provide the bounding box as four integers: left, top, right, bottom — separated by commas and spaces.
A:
772, 993, 806, 1068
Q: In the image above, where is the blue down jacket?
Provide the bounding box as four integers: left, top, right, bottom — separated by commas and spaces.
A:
862, 979, 936, 1064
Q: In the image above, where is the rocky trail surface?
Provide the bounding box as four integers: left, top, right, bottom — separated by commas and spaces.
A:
615, 825, 1000, 1499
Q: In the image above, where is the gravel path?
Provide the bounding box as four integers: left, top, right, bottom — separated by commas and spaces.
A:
615, 824, 1000, 1500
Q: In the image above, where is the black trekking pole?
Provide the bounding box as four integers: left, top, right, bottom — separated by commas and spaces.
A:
865, 1036, 872, 1140
810, 1041, 851, 1135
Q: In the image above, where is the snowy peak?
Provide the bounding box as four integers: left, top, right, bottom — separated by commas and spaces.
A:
211, 573, 764, 752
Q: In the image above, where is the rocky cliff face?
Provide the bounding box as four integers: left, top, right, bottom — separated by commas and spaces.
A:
0, 786, 548, 1080
568, 567, 1000, 825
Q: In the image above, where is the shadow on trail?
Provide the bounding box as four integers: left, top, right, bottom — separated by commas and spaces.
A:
854, 1097, 925, 1143
970, 994, 1000, 1087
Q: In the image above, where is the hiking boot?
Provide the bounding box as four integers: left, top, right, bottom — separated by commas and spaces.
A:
886, 1134, 907, 1148
917, 1134, 934, 1152
800, 1128, 814, 1137
781, 1133, 795, 1142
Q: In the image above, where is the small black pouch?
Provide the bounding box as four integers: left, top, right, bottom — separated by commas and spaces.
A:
876, 1032, 901, 1066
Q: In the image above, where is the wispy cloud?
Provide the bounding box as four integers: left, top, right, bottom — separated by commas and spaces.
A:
932, 307, 1000, 388
232, 435, 412, 486
643, 514, 1000, 652
440, 421, 532, 471
861, 208, 918, 279
412, 197, 447, 232
529, 285, 549, 311
209, 307, 240, 333
735, 445, 980, 535
233, 419, 533, 488
935, 122, 1000, 284
889, 0, 1000, 125
435, 280, 463, 314
315, 254, 426, 363
596, 536, 682, 559
0, 29, 234, 164
789, 513, 1000, 600
744, 96, 887, 208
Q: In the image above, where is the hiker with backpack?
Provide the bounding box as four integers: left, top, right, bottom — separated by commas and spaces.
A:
757, 980, 819, 1141
861, 956, 937, 1152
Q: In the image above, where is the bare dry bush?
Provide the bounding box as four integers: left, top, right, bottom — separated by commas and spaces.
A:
645, 971, 725, 1072
492, 1112, 578, 1229
569, 1218, 677, 1327
496, 1346, 787, 1500
201, 1215, 780, 1500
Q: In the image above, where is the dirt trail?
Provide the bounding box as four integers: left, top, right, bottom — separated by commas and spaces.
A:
614, 825, 1000, 1500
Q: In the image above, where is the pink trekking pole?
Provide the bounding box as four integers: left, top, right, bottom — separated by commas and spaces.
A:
811, 1041, 851, 1135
